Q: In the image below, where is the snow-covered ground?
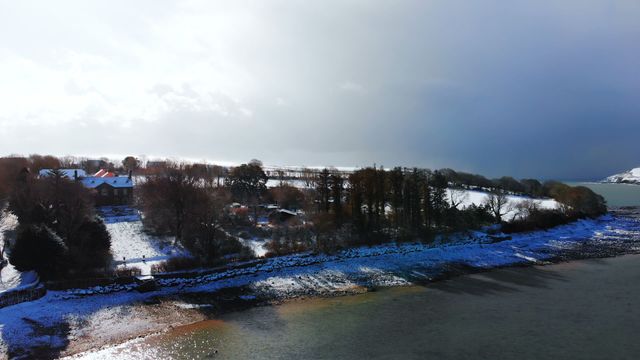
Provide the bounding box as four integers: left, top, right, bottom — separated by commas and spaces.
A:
447, 188, 560, 221
100, 207, 191, 275
240, 237, 269, 258
3, 210, 640, 358
603, 167, 640, 184
266, 179, 312, 189
0, 265, 38, 295
0, 211, 38, 294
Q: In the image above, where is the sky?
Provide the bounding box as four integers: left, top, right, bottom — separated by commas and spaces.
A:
0, 0, 639, 180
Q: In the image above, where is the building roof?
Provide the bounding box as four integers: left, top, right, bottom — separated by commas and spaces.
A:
38, 169, 87, 179
277, 209, 297, 216
270, 209, 297, 217
81, 176, 134, 189
93, 169, 116, 177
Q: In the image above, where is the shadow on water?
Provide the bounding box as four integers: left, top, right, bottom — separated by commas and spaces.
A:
430, 266, 568, 296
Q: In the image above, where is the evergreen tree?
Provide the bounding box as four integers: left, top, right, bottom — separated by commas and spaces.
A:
329, 172, 344, 225
10, 224, 68, 280
388, 167, 404, 228
430, 171, 449, 228
315, 168, 331, 213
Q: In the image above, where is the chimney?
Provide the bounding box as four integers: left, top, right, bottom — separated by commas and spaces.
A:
128, 170, 132, 180
74, 170, 78, 181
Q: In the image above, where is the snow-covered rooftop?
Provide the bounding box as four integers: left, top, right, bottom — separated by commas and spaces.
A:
82, 176, 134, 189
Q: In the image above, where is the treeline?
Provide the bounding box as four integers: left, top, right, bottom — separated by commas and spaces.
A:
137, 161, 606, 259
1, 155, 608, 271
6, 169, 111, 280
310, 167, 509, 250
316, 168, 474, 238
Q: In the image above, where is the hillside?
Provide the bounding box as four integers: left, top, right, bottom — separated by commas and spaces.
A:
603, 167, 640, 184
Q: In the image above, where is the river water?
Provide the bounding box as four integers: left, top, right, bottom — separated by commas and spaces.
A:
77, 183, 640, 359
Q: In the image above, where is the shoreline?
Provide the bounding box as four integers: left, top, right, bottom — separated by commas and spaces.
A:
3, 209, 640, 359
66, 252, 640, 360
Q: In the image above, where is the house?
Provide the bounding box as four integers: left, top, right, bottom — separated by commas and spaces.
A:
268, 209, 300, 225
38, 168, 87, 179
38, 168, 134, 206
81, 175, 134, 206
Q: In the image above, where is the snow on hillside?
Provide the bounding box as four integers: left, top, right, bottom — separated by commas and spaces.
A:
266, 179, 312, 188
448, 189, 560, 221
603, 167, 640, 184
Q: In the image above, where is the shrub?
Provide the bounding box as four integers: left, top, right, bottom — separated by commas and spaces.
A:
10, 224, 68, 280
150, 256, 201, 274
114, 266, 142, 278
266, 225, 314, 256
67, 217, 112, 270
502, 209, 576, 234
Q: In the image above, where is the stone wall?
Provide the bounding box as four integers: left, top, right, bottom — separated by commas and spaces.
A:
0, 284, 46, 308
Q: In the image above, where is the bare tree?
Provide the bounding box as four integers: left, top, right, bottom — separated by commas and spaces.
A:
513, 199, 539, 221
449, 187, 469, 210
300, 167, 315, 188
138, 163, 200, 244
483, 189, 511, 223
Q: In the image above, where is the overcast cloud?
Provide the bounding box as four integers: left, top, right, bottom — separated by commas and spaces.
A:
1, 0, 639, 179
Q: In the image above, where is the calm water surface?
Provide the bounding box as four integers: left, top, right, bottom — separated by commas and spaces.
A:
566, 182, 640, 207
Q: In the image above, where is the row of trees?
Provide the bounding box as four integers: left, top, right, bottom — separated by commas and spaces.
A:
138, 159, 608, 258
311, 167, 496, 247
439, 168, 547, 197
0, 155, 609, 278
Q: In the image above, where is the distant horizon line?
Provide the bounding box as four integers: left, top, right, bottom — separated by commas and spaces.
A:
3, 152, 616, 183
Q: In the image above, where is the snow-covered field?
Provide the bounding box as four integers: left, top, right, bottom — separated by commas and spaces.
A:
2, 210, 640, 359
100, 207, 190, 275
266, 179, 312, 189
447, 189, 560, 221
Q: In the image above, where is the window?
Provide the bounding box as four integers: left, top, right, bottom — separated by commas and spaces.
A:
123, 188, 128, 195
114, 189, 119, 196
101, 188, 108, 196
